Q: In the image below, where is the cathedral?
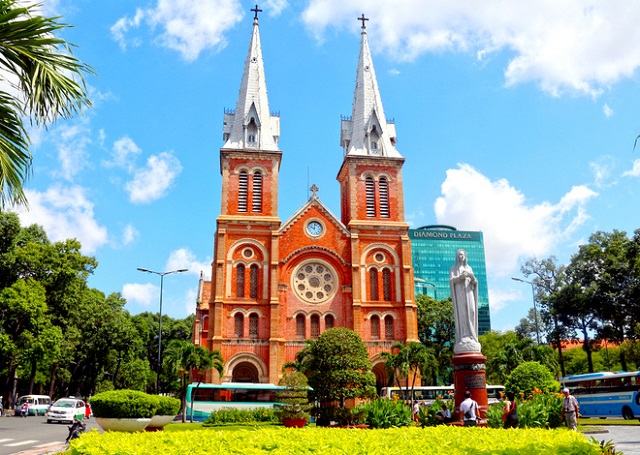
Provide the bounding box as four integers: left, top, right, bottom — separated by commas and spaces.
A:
192, 11, 419, 391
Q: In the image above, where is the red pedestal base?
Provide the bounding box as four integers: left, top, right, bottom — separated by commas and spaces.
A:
453, 352, 488, 424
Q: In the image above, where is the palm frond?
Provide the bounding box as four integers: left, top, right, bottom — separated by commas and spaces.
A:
0, 89, 30, 207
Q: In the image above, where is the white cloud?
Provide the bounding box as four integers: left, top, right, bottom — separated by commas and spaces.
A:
125, 152, 182, 203
111, 0, 243, 61
165, 248, 210, 278
184, 287, 198, 316
388, 68, 401, 76
264, 0, 288, 16
54, 120, 92, 181
122, 224, 139, 245
602, 103, 613, 118
14, 185, 108, 253
434, 164, 597, 277
122, 282, 159, 307
589, 156, 616, 188
623, 159, 640, 178
302, 1, 640, 96
488, 288, 520, 314
104, 136, 142, 171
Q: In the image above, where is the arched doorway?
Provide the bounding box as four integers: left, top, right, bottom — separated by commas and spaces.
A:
372, 362, 389, 396
231, 361, 259, 383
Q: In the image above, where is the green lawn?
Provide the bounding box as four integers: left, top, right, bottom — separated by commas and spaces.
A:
579, 417, 640, 426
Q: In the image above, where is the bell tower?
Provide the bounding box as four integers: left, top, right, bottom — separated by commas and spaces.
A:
337, 15, 418, 342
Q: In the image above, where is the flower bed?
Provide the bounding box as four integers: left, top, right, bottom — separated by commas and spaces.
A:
67, 426, 600, 455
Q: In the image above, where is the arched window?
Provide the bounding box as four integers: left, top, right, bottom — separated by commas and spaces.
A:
365, 176, 376, 217
249, 313, 259, 339
234, 313, 244, 337
296, 314, 305, 338
325, 314, 334, 330
252, 171, 262, 213
202, 315, 209, 333
382, 268, 392, 301
236, 264, 245, 298
310, 314, 320, 338
379, 176, 389, 218
371, 315, 380, 339
384, 315, 394, 340
249, 264, 259, 299
369, 268, 379, 301
238, 170, 248, 212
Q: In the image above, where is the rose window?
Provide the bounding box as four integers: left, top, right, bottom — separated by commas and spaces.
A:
292, 261, 337, 304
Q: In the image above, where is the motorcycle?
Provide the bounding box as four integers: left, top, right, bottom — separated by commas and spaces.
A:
65, 418, 86, 444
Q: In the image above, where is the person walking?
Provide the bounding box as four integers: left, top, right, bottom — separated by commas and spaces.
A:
20, 401, 29, 418
460, 391, 479, 427
561, 387, 579, 430
502, 391, 519, 428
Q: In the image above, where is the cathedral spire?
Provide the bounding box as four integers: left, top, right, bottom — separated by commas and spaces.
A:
340, 15, 400, 158
223, 6, 280, 152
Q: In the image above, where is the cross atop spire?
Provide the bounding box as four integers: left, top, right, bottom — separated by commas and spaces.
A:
357, 13, 369, 30
310, 184, 319, 199
251, 4, 262, 22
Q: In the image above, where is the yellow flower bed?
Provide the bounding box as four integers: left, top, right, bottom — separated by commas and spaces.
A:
67, 426, 599, 455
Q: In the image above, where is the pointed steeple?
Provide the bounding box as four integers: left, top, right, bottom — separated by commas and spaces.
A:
223, 8, 280, 152
340, 15, 401, 158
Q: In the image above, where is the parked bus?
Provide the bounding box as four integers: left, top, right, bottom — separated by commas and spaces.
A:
185, 383, 285, 421
561, 371, 640, 420
380, 385, 504, 404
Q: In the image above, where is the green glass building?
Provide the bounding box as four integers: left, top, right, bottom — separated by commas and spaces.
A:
410, 225, 491, 334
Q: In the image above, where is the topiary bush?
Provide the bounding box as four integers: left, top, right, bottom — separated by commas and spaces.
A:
203, 408, 277, 425
504, 361, 559, 396
359, 399, 412, 428
275, 371, 312, 424
155, 396, 180, 416
91, 390, 158, 419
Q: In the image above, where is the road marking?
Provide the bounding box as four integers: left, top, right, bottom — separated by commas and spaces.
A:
4, 440, 38, 447
34, 442, 63, 448
0, 438, 15, 443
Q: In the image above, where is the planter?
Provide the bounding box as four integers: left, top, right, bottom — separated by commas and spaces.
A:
282, 417, 307, 428
95, 417, 151, 432
146, 415, 176, 431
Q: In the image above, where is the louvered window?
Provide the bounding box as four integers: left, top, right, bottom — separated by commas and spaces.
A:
382, 268, 392, 301
252, 171, 262, 212
238, 171, 248, 212
249, 264, 259, 299
249, 313, 259, 338
325, 314, 334, 330
296, 314, 305, 338
234, 313, 244, 337
369, 268, 379, 301
379, 177, 390, 218
384, 316, 394, 340
236, 264, 245, 298
365, 176, 376, 217
371, 315, 380, 339
310, 314, 320, 338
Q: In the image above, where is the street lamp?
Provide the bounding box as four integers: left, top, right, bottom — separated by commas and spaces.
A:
512, 277, 541, 344
137, 267, 188, 392
414, 277, 438, 300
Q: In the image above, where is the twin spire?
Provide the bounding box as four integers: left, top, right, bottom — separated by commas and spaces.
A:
223, 10, 401, 159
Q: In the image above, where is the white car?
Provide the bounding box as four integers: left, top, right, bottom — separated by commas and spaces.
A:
46, 398, 86, 424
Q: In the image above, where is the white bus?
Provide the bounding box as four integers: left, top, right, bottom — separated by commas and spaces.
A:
380, 385, 504, 405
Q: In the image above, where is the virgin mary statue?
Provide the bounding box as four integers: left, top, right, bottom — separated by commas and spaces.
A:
449, 249, 481, 354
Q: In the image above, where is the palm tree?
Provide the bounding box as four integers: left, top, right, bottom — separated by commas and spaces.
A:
382, 342, 436, 406
163, 340, 223, 422
0, 0, 91, 207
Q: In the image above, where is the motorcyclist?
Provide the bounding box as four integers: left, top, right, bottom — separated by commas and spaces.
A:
66, 415, 86, 443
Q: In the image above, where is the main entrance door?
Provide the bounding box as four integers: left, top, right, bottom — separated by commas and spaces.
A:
231, 361, 259, 383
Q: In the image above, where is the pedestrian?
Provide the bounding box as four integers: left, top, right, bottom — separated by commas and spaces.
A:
435, 403, 452, 424
20, 401, 29, 418
561, 387, 579, 430
502, 391, 519, 428
459, 391, 479, 427
412, 401, 421, 423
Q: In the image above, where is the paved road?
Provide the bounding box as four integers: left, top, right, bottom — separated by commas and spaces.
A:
595, 426, 640, 455
0, 415, 97, 455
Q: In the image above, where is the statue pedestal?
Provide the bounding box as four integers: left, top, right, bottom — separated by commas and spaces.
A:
452, 352, 488, 425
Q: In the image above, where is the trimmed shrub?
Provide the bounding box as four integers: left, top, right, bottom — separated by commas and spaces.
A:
68, 426, 602, 455
504, 361, 559, 396
155, 396, 180, 416
203, 408, 277, 425
358, 399, 412, 428
90, 390, 158, 419
275, 371, 312, 423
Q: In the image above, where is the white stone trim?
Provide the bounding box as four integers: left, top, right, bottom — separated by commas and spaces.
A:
226, 239, 269, 299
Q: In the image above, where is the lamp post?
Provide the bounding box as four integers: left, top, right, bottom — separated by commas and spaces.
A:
512, 277, 541, 344
414, 277, 438, 300
137, 267, 188, 392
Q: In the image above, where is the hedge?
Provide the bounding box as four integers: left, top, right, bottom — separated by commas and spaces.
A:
155, 396, 181, 416
90, 390, 158, 419
67, 426, 600, 455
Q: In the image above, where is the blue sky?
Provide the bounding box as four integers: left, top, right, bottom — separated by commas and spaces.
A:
13, 0, 640, 331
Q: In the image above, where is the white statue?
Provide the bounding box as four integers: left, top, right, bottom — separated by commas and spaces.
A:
449, 249, 481, 354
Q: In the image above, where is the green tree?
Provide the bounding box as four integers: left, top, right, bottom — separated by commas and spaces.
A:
0, 0, 91, 207
416, 295, 454, 384
504, 361, 559, 396
296, 328, 375, 423
382, 342, 435, 405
